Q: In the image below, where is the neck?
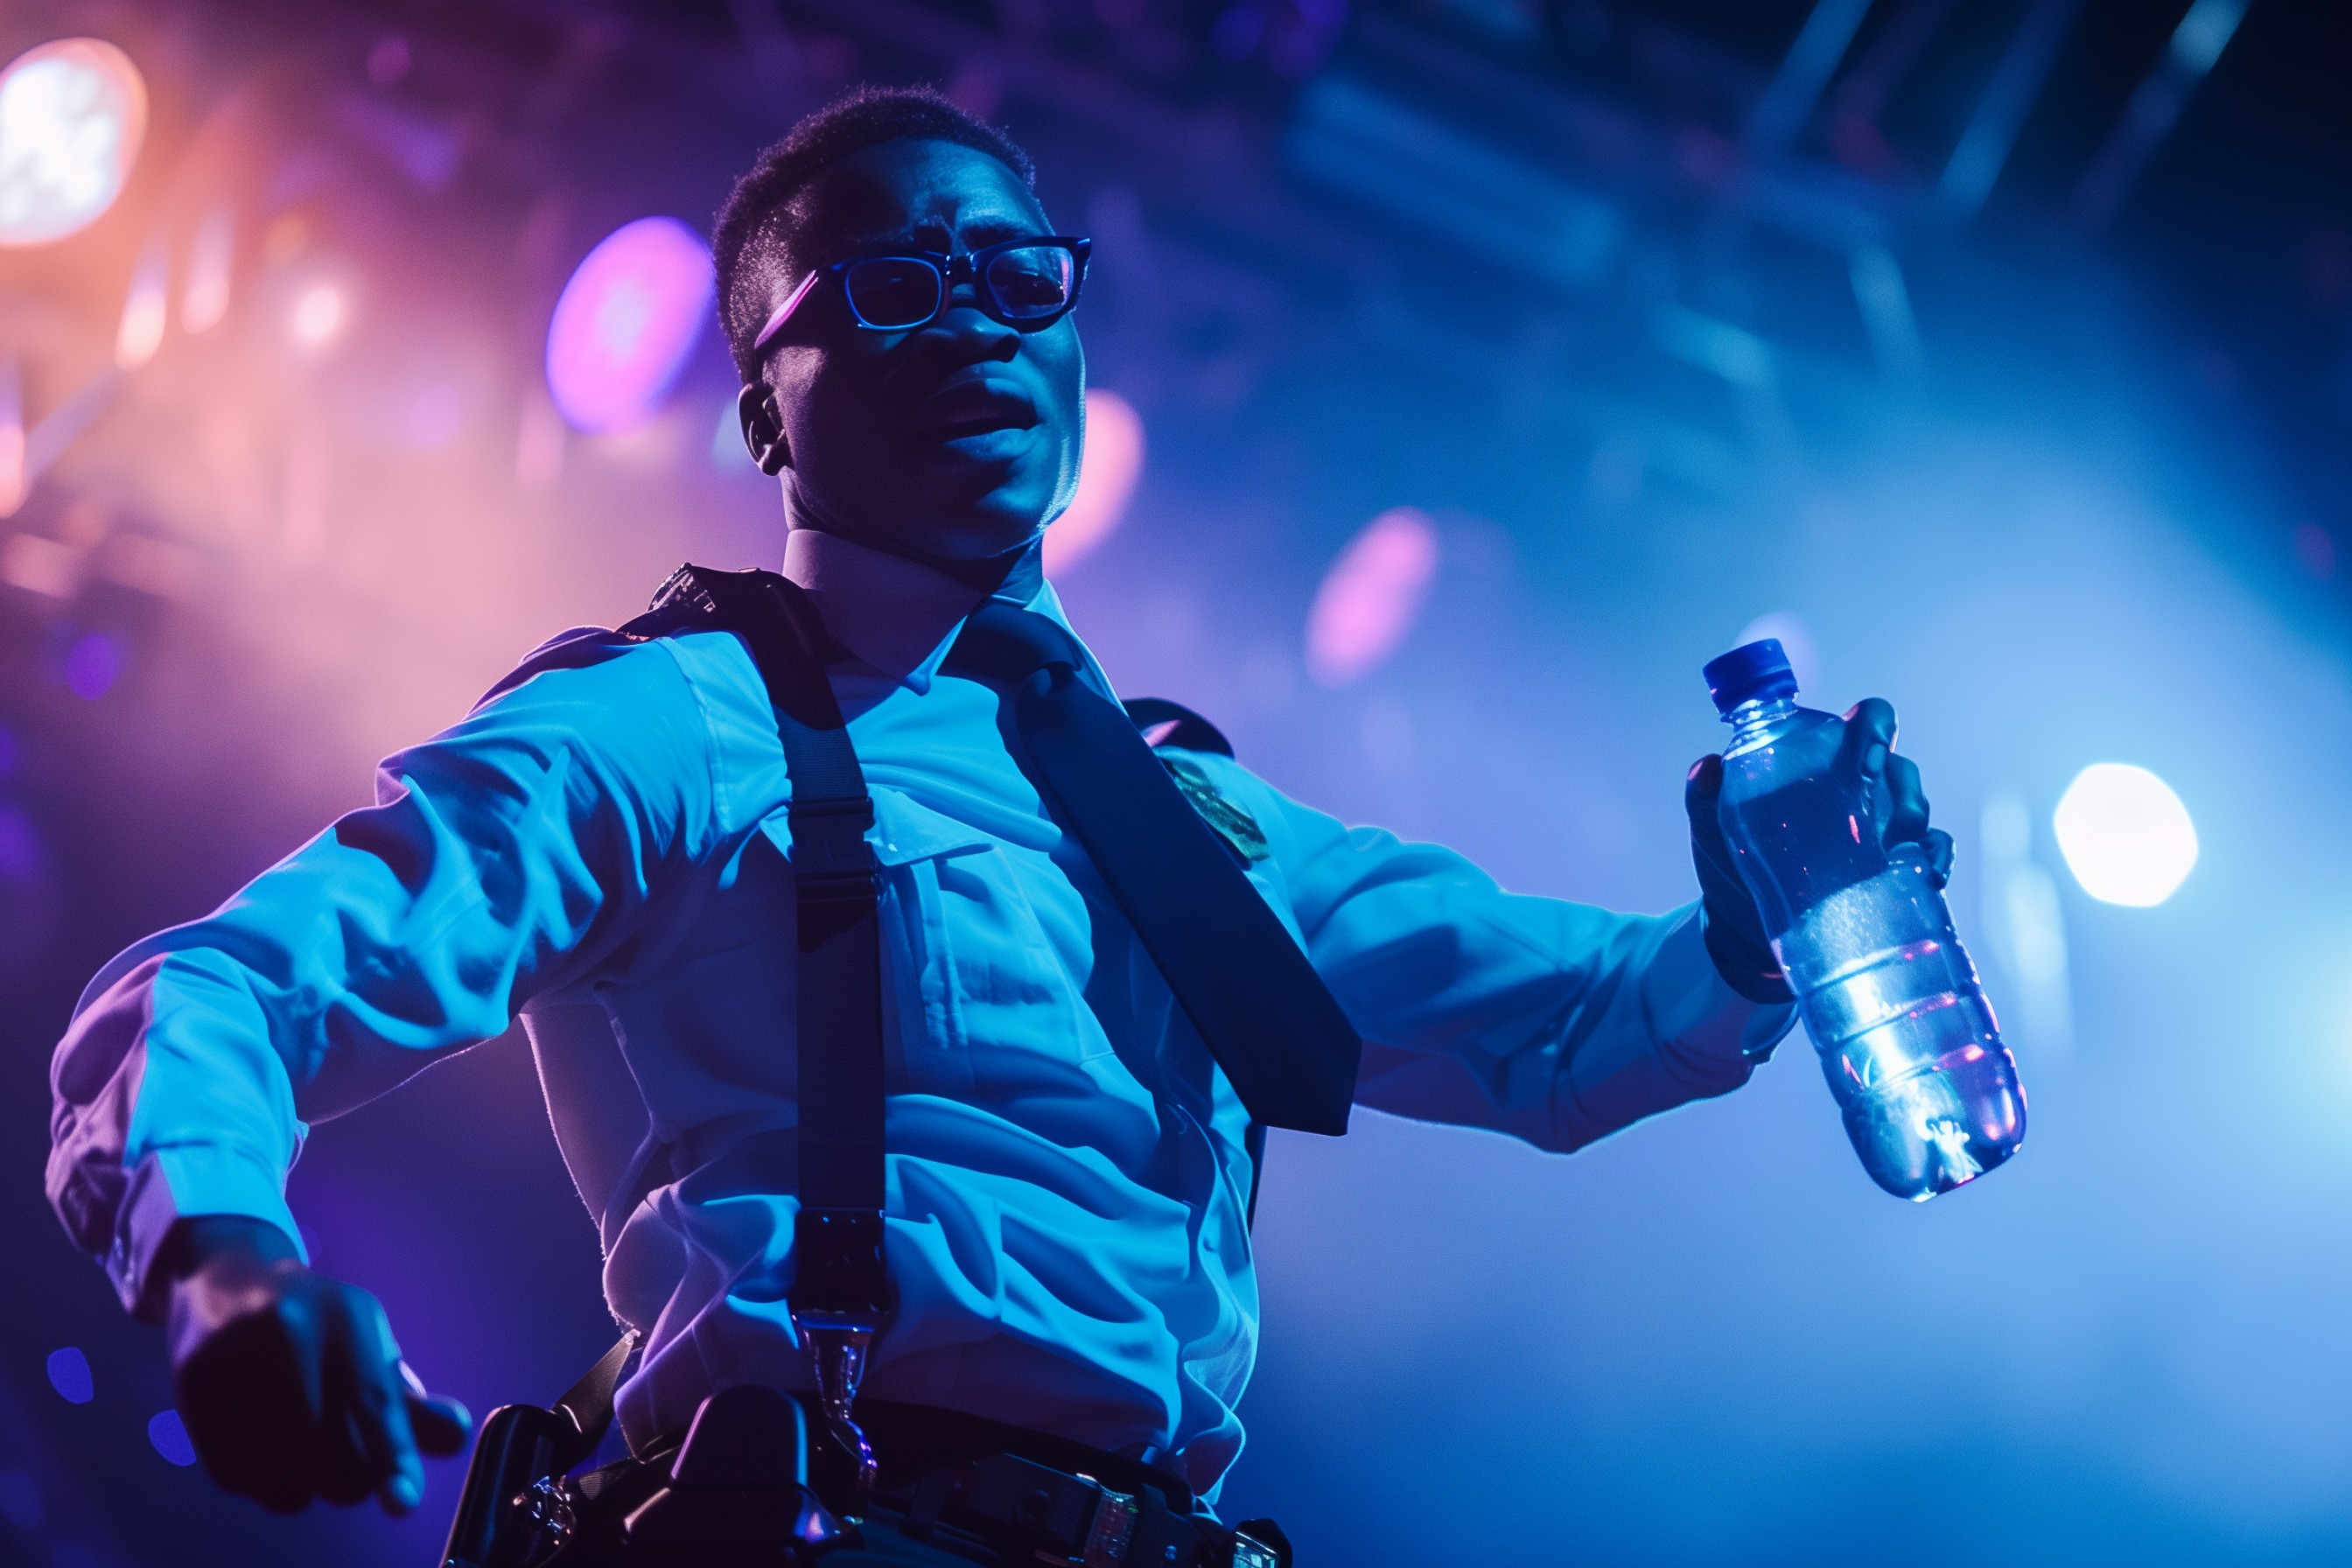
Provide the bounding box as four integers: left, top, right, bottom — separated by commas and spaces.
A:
780, 492, 1039, 594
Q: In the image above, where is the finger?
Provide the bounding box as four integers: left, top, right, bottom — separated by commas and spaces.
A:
1684, 754, 1726, 839
403, 1389, 473, 1457
1684, 752, 1723, 804
398, 1361, 473, 1454
1922, 829, 1955, 888
1881, 751, 1931, 847
313, 1290, 411, 1510
1834, 697, 1899, 788
351, 1294, 427, 1515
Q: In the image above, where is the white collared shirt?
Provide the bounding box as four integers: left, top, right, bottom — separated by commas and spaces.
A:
47, 531, 1791, 1494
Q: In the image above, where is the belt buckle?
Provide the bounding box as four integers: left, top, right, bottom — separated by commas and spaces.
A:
1074, 1476, 1135, 1568
1226, 1522, 1289, 1568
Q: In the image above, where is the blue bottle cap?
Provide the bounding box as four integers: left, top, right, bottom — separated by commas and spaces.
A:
1704, 638, 1799, 715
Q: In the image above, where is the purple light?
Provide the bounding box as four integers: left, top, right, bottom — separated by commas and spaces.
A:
45, 1347, 92, 1404
63, 631, 121, 698
545, 216, 713, 435
1044, 388, 1146, 574
147, 1410, 196, 1466
1306, 507, 1440, 687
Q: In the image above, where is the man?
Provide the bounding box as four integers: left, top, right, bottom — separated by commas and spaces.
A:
47, 87, 1948, 1563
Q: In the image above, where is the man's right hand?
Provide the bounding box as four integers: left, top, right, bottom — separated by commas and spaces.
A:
161, 1216, 472, 1516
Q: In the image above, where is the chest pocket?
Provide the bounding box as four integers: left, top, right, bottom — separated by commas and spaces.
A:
755, 788, 1112, 1100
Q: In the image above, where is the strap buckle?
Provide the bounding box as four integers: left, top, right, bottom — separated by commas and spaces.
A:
796, 1318, 879, 1506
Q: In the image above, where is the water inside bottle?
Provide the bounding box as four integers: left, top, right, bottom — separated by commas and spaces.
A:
1774, 858, 2024, 1199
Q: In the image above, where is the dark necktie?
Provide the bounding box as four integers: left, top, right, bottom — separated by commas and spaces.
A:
946, 599, 1362, 1136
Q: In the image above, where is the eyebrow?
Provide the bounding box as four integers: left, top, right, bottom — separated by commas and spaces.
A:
833, 214, 1040, 254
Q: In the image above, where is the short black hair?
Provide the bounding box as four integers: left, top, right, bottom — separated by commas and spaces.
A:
712, 85, 1037, 382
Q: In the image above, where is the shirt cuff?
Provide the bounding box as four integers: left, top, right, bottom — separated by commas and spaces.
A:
1642, 905, 1800, 1069
110, 1145, 308, 1323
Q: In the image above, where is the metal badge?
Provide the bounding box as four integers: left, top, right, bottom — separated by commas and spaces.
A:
1158, 753, 1270, 863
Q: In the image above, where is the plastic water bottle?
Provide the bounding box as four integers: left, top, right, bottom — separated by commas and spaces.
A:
1704, 639, 2026, 1200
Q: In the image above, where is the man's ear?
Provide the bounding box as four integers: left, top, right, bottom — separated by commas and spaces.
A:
737, 383, 791, 475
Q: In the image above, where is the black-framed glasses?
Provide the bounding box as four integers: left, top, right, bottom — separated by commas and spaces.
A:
752, 236, 1091, 358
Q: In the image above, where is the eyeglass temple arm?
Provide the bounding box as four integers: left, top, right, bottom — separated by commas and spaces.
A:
751, 267, 826, 360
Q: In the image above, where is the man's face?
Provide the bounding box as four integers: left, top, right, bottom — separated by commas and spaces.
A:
748, 139, 1085, 564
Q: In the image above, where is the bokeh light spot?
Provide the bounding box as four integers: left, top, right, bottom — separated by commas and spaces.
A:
45, 1346, 92, 1404
116, 238, 166, 368
292, 283, 345, 346
0, 38, 147, 248
2054, 762, 2198, 907
545, 216, 713, 435
1045, 388, 1145, 574
146, 1409, 196, 1466
1306, 506, 1440, 687
64, 631, 121, 698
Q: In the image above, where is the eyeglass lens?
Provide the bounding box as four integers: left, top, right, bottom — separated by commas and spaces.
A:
843, 257, 944, 330
842, 245, 1076, 329
984, 246, 1076, 319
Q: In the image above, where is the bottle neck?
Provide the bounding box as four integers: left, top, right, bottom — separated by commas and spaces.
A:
1722, 693, 1800, 755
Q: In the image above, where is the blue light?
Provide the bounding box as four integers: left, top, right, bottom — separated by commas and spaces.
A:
145, 1409, 195, 1466
44, 1346, 91, 1404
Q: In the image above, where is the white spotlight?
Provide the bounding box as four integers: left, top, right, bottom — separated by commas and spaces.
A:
2053, 763, 2198, 907
0, 38, 148, 248
291, 283, 345, 347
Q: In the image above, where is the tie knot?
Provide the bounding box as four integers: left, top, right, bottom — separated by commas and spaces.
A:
948, 600, 1091, 689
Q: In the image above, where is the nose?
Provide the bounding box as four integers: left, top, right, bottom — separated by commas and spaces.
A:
916, 285, 1019, 365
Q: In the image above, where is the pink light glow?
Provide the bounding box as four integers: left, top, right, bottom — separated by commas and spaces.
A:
545, 216, 713, 436
1305, 507, 1440, 687
1044, 388, 1145, 574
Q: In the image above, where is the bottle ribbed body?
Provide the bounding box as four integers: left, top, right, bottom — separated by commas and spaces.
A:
1718, 692, 2026, 1200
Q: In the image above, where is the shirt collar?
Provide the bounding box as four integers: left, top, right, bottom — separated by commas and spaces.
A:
780, 528, 1049, 695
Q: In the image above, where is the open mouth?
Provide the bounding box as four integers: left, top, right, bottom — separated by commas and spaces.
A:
914, 378, 1040, 443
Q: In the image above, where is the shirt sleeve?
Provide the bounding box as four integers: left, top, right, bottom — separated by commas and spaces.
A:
1212, 758, 1796, 1154
46, 633, 718, 1319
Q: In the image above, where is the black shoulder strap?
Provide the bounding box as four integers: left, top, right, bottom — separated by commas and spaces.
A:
640, 564, 892, 1334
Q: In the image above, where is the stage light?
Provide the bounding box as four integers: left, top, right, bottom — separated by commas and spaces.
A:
1044, 388, 1145, 574
0, 38, 147, 247
2053, 762, 2198, 907
1306, 506, 1440, 687
44, 1348, 92, 1404
146, 1410, 195, 1467
180, 204, 233, 334
116, 237, 166, 368
291, 283, 344, 346
544, 216, 713, 436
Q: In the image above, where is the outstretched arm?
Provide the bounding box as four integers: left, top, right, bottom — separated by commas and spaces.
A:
1204, 758, 1791, 1153
46, 633, 715, 1512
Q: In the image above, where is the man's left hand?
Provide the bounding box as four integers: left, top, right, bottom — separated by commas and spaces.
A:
1684, 697, 1954, 1005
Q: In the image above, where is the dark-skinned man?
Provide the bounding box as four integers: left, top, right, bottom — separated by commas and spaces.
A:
48, 86, 1950, 1566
